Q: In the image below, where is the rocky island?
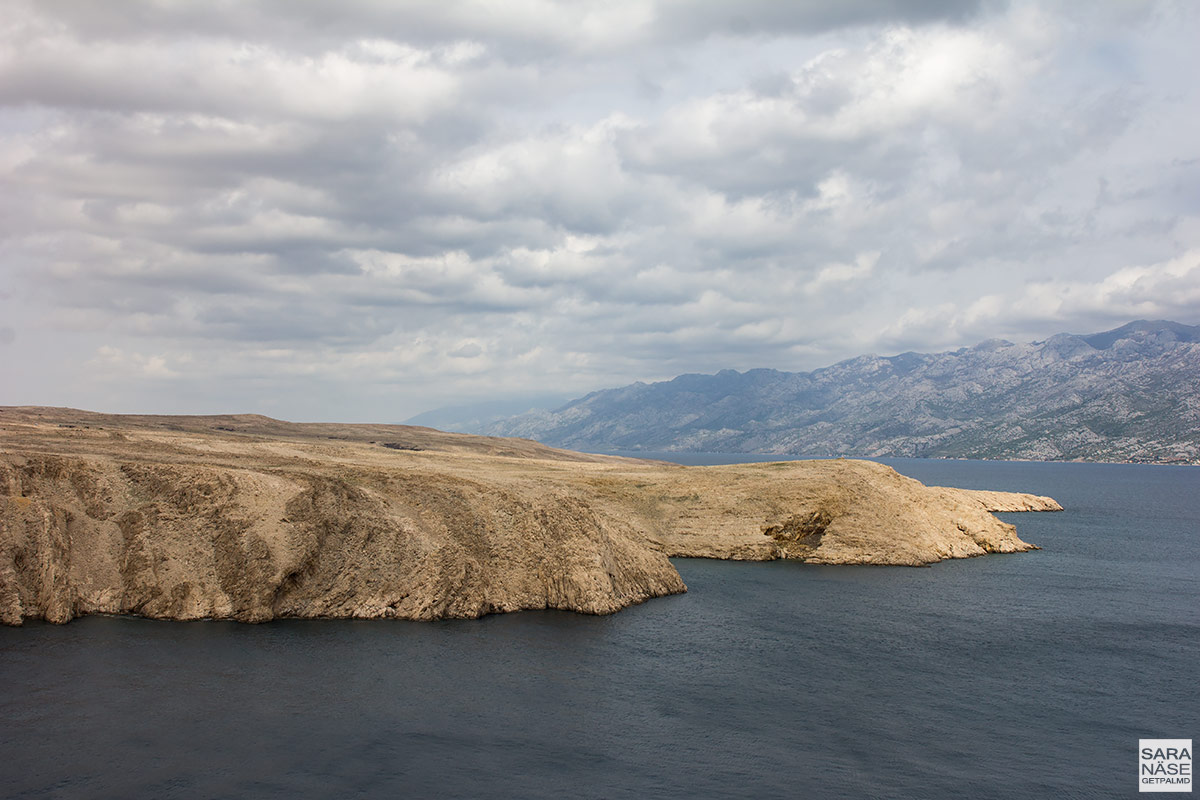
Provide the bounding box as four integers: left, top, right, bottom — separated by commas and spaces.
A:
0, 407, 1060, 626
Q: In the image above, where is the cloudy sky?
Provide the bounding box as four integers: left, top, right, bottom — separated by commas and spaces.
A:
3, 1, 1198, 422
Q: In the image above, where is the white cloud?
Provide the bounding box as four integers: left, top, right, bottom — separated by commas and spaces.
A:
805, 251, 880, 295
89, 345, 182, 379
1015, 250, 1200, 321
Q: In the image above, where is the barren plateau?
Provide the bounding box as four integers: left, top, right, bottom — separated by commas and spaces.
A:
0, 407, 1059, 626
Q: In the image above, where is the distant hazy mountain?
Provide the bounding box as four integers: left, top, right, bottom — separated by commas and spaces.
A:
404, 393, 577, 433
482, 320, 1200, 464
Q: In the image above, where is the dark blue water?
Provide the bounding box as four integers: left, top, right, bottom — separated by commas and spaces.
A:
2, 459, 1197, 799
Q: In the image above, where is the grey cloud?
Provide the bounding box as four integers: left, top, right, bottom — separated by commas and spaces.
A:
650, 0, 994, 40
194, 302, 397, 346
21, 0, 993, 55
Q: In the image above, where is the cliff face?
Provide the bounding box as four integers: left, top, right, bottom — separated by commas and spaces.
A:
0, 453, 682, 626
1, 408, 1056, 625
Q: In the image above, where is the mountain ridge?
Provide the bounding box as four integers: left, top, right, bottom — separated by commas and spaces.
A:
480, 320, 1200, 464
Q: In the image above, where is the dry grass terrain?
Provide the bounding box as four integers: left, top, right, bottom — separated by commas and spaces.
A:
0, 407, 1059, 625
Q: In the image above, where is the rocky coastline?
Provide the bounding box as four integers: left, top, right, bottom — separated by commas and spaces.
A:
1, 407, 1059, 626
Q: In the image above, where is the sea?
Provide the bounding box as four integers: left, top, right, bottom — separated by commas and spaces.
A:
1, 457, 1196, 799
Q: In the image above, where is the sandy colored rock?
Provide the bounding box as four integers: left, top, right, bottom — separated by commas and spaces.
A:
620, 459, 1049, 564
939, 488, 1063, 512
0, 407, 1058, 625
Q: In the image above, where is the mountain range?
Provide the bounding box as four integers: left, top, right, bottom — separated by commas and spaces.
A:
475, 320, 1200, 464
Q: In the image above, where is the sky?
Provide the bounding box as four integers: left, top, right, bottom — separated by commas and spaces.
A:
2, 0, 1199, 422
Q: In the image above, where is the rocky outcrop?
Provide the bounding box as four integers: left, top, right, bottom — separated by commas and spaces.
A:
942, 488, 1063, 512
0, 408, 1058, 625
631, 459, 1045, 564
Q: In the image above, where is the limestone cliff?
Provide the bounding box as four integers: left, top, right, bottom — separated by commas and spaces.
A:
0, 407, 1058, 625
